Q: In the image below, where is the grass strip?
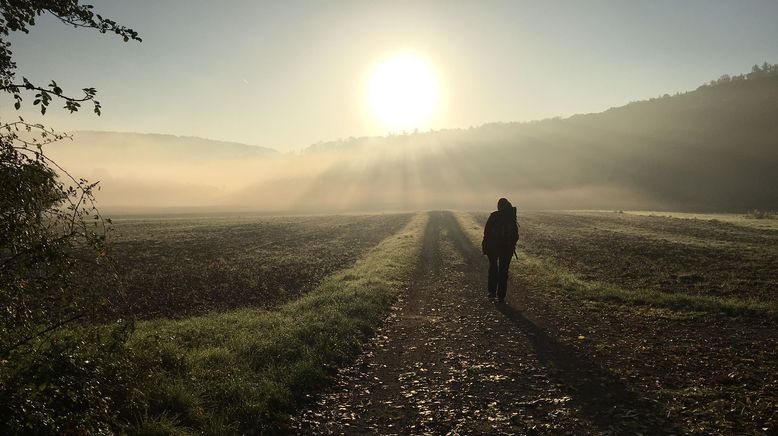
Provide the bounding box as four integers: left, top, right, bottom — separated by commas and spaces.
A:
128, 212, 429, 435
453, 211, 778, 319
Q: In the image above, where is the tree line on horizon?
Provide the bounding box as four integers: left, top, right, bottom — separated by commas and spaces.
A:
701, 62, 778, 88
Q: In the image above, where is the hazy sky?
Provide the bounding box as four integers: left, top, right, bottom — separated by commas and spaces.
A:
4, 0, 778, 151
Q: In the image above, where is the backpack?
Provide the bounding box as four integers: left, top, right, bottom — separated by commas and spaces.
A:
487, 207, 519, 245
481, 207, 519, 254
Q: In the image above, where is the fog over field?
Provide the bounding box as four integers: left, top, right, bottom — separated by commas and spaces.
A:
49, 69, 778, 213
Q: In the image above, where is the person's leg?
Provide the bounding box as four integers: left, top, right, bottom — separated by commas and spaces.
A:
496, 254, 512, 302
487, 254, 498, 298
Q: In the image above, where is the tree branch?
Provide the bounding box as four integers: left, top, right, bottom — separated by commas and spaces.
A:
1, 83, 96, 102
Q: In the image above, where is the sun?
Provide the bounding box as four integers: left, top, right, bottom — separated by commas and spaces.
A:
368, 53, 439, 132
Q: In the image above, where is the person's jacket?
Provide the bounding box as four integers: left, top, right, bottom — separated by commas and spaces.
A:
482, 207, 519, 257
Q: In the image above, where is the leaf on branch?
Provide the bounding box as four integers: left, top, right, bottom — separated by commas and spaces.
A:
49, 80, 63, 95
65, 101, 81, 113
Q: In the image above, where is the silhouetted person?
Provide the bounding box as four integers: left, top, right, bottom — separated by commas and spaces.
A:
482, 198, 519, 303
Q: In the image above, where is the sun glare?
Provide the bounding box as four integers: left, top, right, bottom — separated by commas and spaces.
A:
368, 53, 439, 132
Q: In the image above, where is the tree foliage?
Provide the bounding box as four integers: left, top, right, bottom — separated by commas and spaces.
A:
0, 1, 141, 433
0, 0, 141, 114
701, 62, 778, 88
0, 122, 113, 355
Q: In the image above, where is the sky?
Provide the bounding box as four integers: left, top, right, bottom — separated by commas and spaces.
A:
4, 0, 778, 152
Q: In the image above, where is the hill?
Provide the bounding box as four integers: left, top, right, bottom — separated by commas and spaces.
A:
44, 131, 280, 210
280, 64, 778, 212
46, 65, 778, 212
53, 131, 277, 162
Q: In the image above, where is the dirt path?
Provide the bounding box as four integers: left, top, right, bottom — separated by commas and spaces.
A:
294, 211, 672, 434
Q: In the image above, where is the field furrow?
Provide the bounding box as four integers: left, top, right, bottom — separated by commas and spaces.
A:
471, 211, 778, 303
109, 214, 412, 319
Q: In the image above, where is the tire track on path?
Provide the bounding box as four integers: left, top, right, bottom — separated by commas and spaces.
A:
295, 211, 668, 434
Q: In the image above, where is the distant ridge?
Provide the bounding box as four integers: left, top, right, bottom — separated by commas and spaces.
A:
64, 130, 278, 161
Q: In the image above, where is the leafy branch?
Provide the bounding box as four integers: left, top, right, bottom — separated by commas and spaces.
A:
0, 0, 140, 114
2, 78, 100, 114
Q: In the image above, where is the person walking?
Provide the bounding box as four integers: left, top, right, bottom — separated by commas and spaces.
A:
482, 198, 519, 303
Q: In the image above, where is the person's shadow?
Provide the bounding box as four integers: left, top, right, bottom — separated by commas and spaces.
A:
495, 303, 674, 434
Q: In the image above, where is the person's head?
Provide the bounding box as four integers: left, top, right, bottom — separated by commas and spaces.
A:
497, 197, 512, 211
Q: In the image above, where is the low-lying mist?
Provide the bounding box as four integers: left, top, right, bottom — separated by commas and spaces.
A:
45, 131, 651, 214
47, 72, 778, 214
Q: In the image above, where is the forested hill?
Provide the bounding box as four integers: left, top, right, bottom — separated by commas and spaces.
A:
288, 65, 778, 212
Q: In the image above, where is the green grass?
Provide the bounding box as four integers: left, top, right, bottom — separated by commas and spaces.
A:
126, 212, 429, 434
453, 211, 778, 319
522, 253, 778, 318
625, 210, 778, 230
744, 209, 777, 220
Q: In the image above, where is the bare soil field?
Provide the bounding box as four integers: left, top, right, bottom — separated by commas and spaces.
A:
108, 214, 411, 319
44, 210, 773, 433
480, 211, 778, 302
